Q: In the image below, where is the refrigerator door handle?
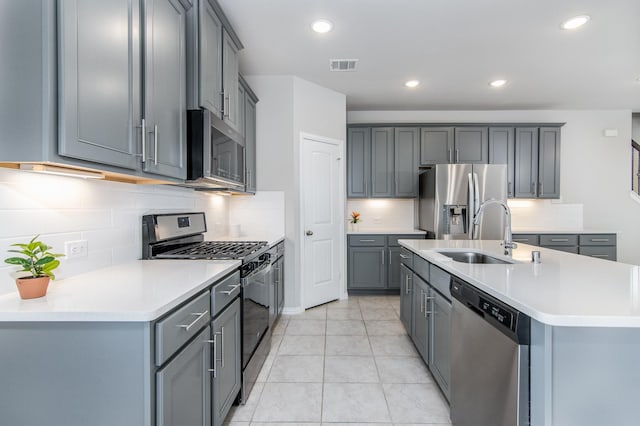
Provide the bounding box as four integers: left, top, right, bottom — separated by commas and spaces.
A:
470, 172, 480, 239
468, 173, 475, 239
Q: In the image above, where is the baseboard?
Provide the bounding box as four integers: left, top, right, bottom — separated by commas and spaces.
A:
282, 306, 304, 315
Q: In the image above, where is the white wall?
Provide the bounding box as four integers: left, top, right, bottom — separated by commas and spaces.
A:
349, 110, 640, 265
633, 114, 640, 141
246, 75, 346, 311
0, 168, 229, 296
345, 199, 415, 230
228, 191, 285, 240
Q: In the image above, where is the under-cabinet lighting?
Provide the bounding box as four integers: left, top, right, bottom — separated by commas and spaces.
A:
560, 15, 590, 30
489, 79, 507, 88
19, 164, 105, 179
405, 80, 420, 88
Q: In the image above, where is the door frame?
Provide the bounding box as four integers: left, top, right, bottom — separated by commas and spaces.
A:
299, 132, 346, 309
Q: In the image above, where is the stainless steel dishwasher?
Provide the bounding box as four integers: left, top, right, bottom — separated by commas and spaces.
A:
450, 277, 530, 426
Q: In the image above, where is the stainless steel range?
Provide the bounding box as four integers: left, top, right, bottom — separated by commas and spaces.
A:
142, 212, 271, 404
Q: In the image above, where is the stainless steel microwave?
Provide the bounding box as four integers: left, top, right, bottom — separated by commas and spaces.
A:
186, 109, 245, 191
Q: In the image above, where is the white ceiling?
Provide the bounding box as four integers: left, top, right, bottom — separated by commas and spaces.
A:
218, 0, 640, 111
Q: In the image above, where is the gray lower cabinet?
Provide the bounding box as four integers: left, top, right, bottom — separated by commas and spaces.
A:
157, 325, 212, 426
513, 233, 617, 261
212, 298, 241, 426
400, 263, 413, 333
348, 234, 424, 293
411, 274, 431, 361
488, 127, 515, 197
347, 127, 419, 198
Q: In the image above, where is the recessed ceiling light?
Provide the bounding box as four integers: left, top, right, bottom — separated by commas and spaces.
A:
560, 15, 590, 30
311, 19, 333, 33
489, 79, 507, 88
405, 80, 420, 88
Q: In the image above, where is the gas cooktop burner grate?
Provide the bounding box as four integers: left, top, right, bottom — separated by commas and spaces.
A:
162, 241, 268, 259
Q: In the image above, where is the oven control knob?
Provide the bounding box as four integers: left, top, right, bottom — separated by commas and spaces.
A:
305, 230, 313, 236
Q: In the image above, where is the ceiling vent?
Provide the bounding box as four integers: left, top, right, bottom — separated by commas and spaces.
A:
329, 59, 358, 72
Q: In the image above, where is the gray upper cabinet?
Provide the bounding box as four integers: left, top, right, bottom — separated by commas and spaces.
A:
514, 127, 561, 199
420, 127, 487, 165
454, 127, 488, 163
538, 127, 561, 198
347, 128, 371, 198
514, 127, 539, 198
394, 127, 420, 197
212, 299, 241, 426
371, 128, 394, 197
188, 0, 223, 115
489, 127, 515, 197
244, 88, 257, 193
142, 0, 189, 180
156, 325, 211, 426
222, 30, 240, 131
420, 127, 453, 165
58, 0, 141, 170
237, 82, 246, 137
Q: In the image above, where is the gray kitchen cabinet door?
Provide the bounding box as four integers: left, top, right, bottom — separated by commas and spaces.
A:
388, 247, 402, 289
244, 95, 257, 193
394, 127, 420, 197
489, 127, 515, 197
58, 0, 141, 170
276, 255, 285, 315
143, 0, 189, 179
538, 127, 561, 198
222, 30, 240, 131
411, 274, 430, 361
400, 264, 413, 334
371, 128, 394, 197
454, 127, 488, 163
420, 127, 453, 165
157, 326, 211, 426
196, 0, 223, 115
514, 127, 539, 198
212, 299, 241, 426
347, 128, 371, 197
348, 247, 386, 289
237, 81, 246, 137
430, 291, 451, 400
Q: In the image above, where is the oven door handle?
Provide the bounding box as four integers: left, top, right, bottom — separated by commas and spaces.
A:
244, 261, 271, 282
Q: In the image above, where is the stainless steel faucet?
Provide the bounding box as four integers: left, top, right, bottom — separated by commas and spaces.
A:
472, 199, 517, 250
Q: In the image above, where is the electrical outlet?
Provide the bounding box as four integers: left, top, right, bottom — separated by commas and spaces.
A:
65, 240, 88, 259
373, 216, 382, 224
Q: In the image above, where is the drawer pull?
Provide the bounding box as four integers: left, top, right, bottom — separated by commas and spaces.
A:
359, 239, 376, 242
550, 238, 569, 242
591, 254, 609, 258
218, 283, 241, 295
590, 238, 610, 242
399, 254, 409, 259
513, 239, 529, 242
176, 310, 209, 332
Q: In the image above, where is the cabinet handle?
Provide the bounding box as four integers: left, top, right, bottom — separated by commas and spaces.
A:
399, 254, 409, 259
455, 149, 459, 163
223, 95, 230, 118
218, 283, 241, 295
532, 181, 537, 195
591, 254, 609, 258
550, 238, 569, 242
590, 238, 610, 242
153, 124, 158, 166
219, 328, 225, 368
420, 289, 424, 313
405, 275, 410, 294
206, 335, 217, 378
539, 182, 543, 196
140, 118, 146, 163
176, 310, 209, 332
381, 250, 385, 265
424, 295, 435, 318
513, 239, 529, 242
508, 181, 512, 196
448, 149, 453, 163
359, 239, 376, 242
389, 249, 391, 265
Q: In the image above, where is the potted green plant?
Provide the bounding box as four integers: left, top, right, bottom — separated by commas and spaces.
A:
4, 235, 63, 299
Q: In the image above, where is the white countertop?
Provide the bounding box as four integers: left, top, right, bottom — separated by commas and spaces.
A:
512, 228, 618, 235
347, 228, 426, 235
399, 239, 640, 328
0, 260, 240, 322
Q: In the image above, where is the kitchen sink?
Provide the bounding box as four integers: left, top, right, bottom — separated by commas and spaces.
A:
436, 251, 517, 265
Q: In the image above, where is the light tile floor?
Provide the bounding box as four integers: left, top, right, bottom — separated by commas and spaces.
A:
225, 295, 451, 426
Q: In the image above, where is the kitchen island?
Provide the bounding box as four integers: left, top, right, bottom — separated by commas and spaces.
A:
400, 239, 640, 426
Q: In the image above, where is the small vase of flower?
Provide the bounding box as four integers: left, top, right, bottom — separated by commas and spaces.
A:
349, 211, 361, 232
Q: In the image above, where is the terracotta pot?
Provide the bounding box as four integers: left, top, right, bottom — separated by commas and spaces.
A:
15, 276, 50, 299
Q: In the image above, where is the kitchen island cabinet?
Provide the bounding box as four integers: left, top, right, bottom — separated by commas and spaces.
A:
512, 231, 617, 261
0, 260, 240, 426
399, 239, 640, 426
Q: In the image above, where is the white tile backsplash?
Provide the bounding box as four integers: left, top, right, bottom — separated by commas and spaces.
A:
0, 168, 229, 296
508, 199, 584, 230
346, 199, 415, 229
228, 191, 285, 240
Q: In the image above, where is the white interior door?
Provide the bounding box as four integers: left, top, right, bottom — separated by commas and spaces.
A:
301, 134, 344, 309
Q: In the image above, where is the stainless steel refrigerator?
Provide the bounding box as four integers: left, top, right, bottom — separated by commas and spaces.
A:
418, 164, 508, 240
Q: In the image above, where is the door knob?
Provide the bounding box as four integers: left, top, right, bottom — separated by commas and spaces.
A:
306, 230, 313, 236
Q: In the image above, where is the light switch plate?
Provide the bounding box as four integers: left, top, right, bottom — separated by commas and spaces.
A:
65, 240, 88, 259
